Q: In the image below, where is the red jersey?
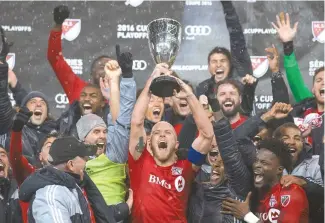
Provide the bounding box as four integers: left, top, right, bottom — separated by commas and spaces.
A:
257, 183, 309, 223
231, 115, 248, 129
128, 149, 195, 223
48, 30, 87, 103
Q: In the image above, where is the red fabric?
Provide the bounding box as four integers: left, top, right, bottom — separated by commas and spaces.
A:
173, 123, 183, 136
231, 115, 248, 129
81, 189, 96, 223
10, 131, 36, 223
128, 149, 194, 223
257, 183, 309, 223
47, 30, 87, 104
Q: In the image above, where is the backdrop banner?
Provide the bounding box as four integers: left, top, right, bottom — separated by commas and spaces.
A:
0, 1, 324, 117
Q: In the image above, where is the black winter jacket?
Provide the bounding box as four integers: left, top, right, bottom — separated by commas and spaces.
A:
188, 118, 252, 223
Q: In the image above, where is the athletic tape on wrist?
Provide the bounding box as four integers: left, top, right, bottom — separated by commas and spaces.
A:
244, 212, 260, 223
188, 146, 206, 166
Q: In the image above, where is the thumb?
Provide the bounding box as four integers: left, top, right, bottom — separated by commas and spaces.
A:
245, 192, 252, 204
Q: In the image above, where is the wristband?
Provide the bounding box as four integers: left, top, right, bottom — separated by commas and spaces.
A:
188, 146, 206, 166
244, 212, 260, 223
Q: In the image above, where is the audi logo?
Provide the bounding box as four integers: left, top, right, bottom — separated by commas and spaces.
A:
55, 93, 69, 105
185, 25, 212, 36
133, 60, 147, 71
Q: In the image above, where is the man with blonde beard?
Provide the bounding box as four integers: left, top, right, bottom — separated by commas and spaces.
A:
128, 64, 214, 222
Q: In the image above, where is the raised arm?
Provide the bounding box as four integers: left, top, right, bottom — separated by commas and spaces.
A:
8, 68, 28, 106
129, 64, 170, 160
10, 108, 34, 186
265, 45, 290, 104
221, 1, 253, 77
272, 12, 313, 102
47, 5, 87, 103
213, 117, 251, 198
105, 60, 137, 163
179, 80, 213, 155
0, 28, 15, 134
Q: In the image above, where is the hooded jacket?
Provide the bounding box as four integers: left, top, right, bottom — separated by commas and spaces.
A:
19, 166, 92, 223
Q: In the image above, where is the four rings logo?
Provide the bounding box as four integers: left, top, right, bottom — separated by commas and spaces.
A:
133, 60, 147, 71
55, 93, 69, 109
185, 25, 211, 36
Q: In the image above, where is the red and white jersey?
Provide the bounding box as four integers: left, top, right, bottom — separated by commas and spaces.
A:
257, 183, 309, 223
128, 149, 195, 223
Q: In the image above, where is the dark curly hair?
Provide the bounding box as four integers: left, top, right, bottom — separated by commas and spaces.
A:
257, 138, 293, 173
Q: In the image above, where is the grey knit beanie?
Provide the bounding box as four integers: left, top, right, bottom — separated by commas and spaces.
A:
76, 114, 107, 141
21, 91, 49, 110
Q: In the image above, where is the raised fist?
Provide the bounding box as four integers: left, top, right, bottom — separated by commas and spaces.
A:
12, 107, 33, 132
104, 60, 122, 80
53, 5, 70, 25
241, 74, 257, 85
115, 44, 133, 77
0, 26, 13, 63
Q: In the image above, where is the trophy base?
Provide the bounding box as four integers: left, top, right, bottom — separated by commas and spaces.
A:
150, 75, 180, 98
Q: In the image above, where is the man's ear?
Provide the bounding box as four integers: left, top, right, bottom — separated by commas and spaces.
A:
239, 95, 242, 104
175, 140, 179, 151
312, 87, 315, 96
66, 160, 74, 172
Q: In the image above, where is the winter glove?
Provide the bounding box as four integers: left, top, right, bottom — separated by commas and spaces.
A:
0, 26, 13, 63
115, 44, 133, 78
12, 107, 33, 132
53, 5, 70, 25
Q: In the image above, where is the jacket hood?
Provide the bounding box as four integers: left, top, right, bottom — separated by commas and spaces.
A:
19, 166, 77, 202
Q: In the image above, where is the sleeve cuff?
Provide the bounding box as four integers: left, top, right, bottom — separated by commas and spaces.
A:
244, 212, 260, 223
121, 77, 135, 82
283, 41, 294, 56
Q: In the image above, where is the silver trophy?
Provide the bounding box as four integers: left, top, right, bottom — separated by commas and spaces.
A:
147, 18, 182, 97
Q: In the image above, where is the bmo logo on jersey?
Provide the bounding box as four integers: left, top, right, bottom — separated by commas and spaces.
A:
148, 174, 171, 189
259, 208, 280, 223
148, 174, 185, 192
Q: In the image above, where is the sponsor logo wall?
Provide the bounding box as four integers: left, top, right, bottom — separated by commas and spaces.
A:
0, 1, 323, 117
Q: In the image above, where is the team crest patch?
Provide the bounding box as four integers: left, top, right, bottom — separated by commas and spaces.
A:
171, 166, 183, 176
269, 194, 277, 208
281, 195, 290, 207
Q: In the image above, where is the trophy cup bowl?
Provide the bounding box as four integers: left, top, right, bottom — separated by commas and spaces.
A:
147, 18, 182, 97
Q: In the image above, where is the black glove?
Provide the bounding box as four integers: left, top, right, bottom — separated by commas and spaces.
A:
115, 44, 133, 78
0, 26, 13, 63
53, 5, 70, 25
12, 107, 33, 132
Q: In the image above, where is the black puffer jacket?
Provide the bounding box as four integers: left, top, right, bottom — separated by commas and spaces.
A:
188, 118, 252, 223
5, 119, 57, 165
